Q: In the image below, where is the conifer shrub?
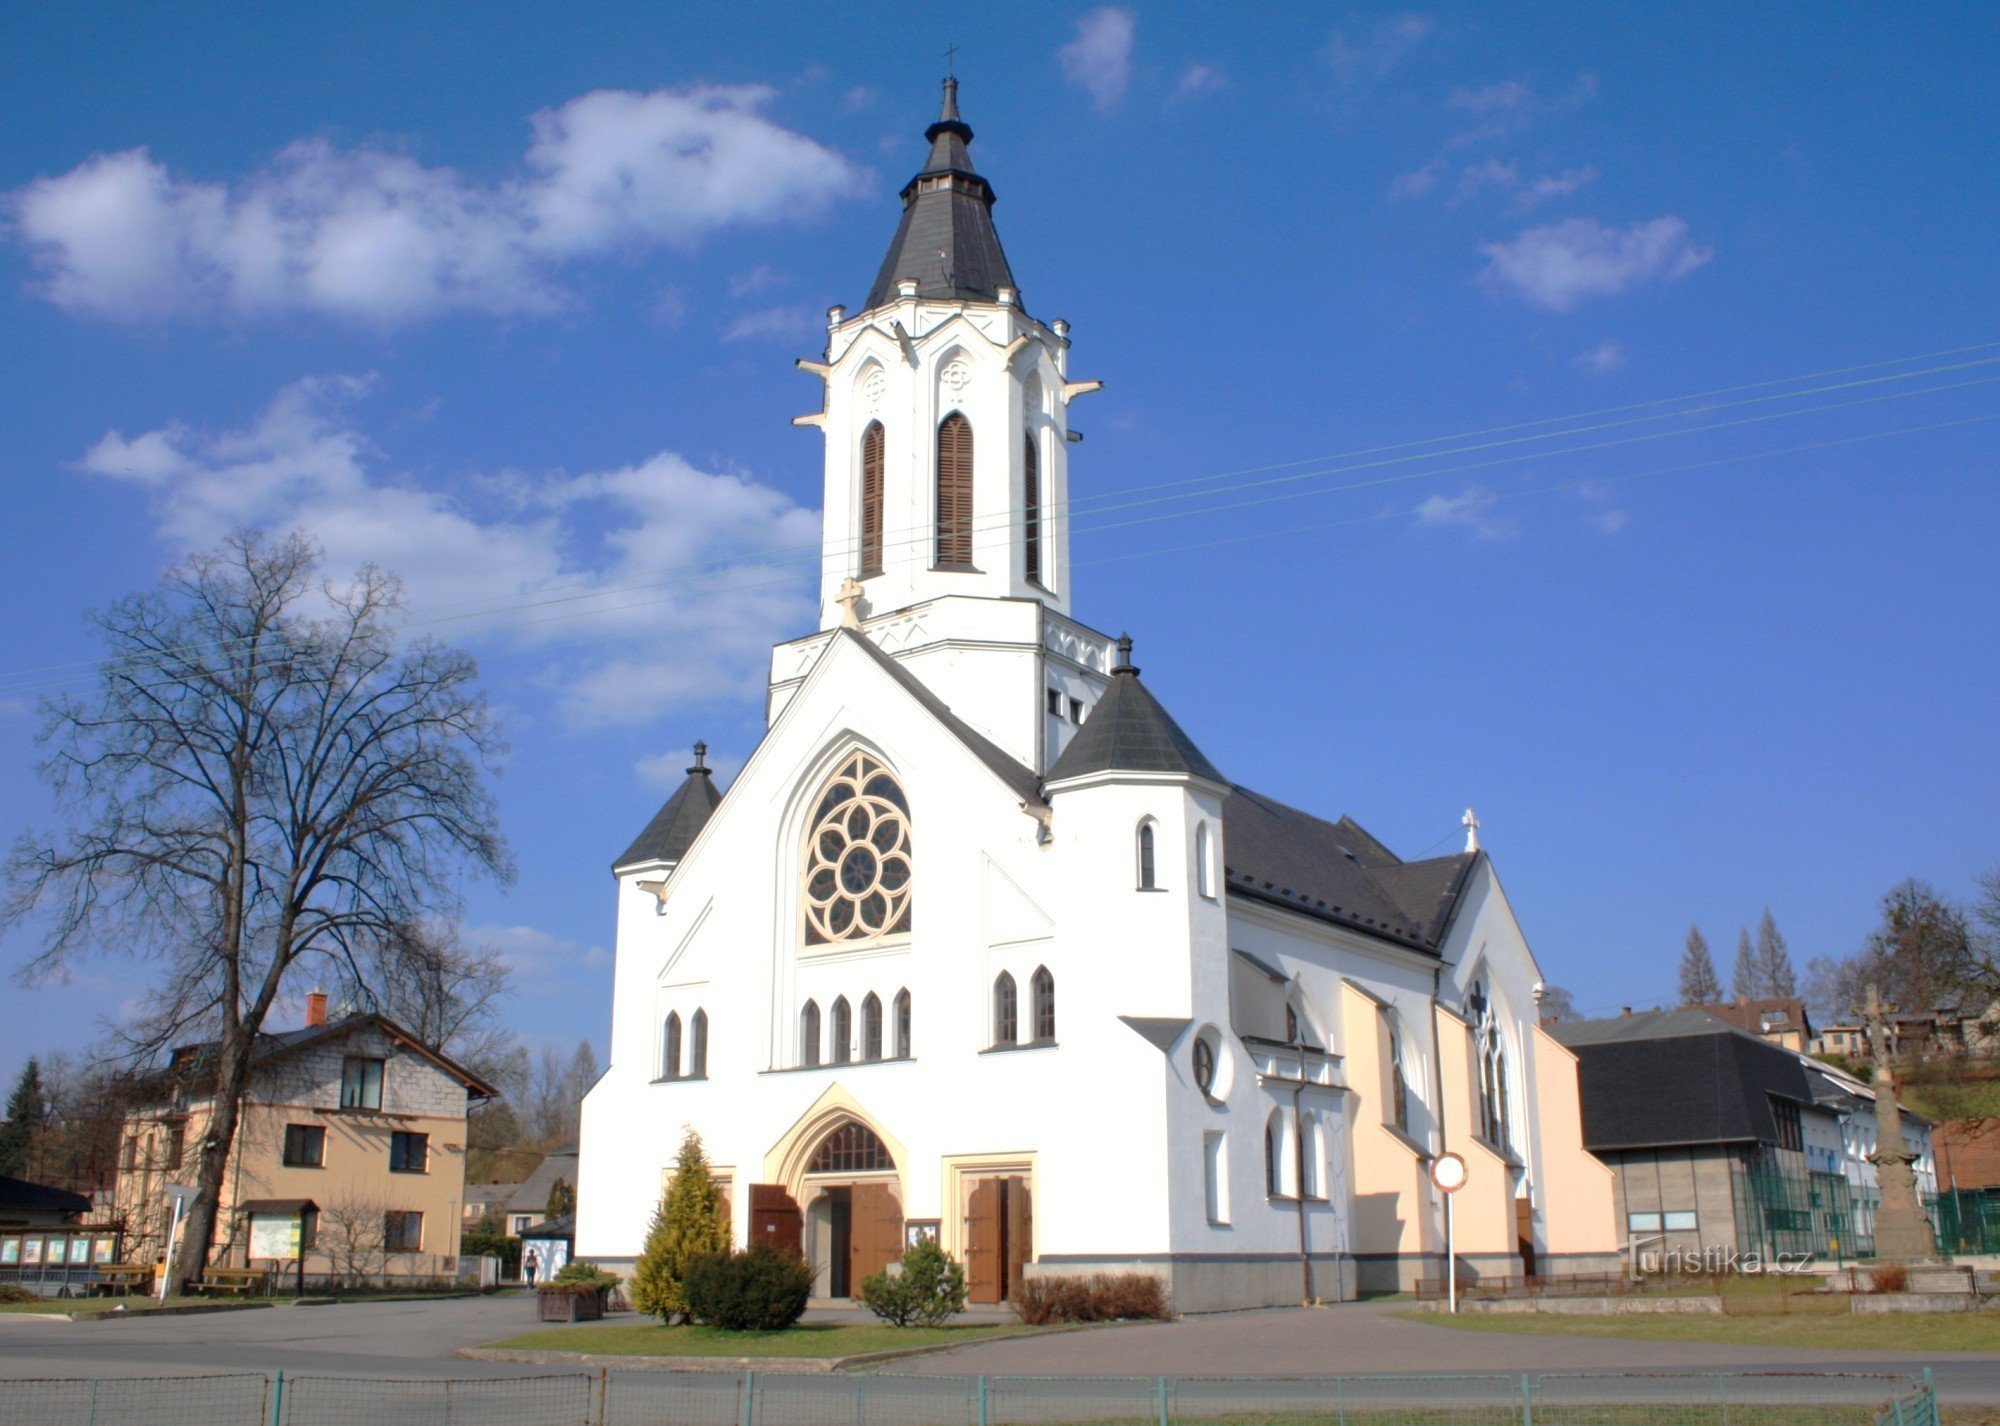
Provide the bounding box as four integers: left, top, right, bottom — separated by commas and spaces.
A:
630, 1129, 731, 1323
681, 1244, 815, 1331
859, 1238, 968, 1327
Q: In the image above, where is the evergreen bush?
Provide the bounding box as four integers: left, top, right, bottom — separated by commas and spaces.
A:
630, 1129, 731, 1322
682, 1244, 814, 1331
859, 1238, 968, 1327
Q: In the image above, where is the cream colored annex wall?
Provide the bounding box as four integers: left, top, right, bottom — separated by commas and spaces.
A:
1338, 983, 1429, 1258
1528, 1025, 1617, 1255
1433, 1004, 1512, 1256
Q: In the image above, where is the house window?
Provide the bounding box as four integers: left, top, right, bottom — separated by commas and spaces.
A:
859, 420, 886, 577
1046, 688, 1063, 716
1773, 1098, 1804, 1152
689, 1009, 708, 1079
1068, 697, 1083, 724
283, 1124, 325, 1169
383, 1211, 424, 1253
936, 411, 973, 567
1137, 821, 1158, 890
830, 996, 852, 1065
1023, 432, 1041, 585
993, 972, 1018, 1046
1203, 1130, 1229, 1225
803, 751, 912, 945
340, 1057, 384, 1111
1664, 1210, 1698, 1232
164, 1121, 186, 1170
861, 993, 883, 1062
389, 1131, 429, 1174
1627, 1212, 1663, 1233
801, 1000, 821, 1068
1031, 966, 1056, 1041
662, 1012, 683, 1080
1195, 822, 1215, 899
894, 989, 912, 1059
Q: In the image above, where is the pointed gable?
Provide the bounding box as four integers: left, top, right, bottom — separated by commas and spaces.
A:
864, 78, 1020, 312
613, 745, 723, 871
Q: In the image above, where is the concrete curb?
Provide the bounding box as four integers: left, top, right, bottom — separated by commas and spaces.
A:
9, 1301, 276, 1323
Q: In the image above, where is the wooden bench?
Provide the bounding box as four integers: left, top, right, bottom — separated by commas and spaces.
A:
92, 1264, 151, 1297
193, 1268, 267, 1297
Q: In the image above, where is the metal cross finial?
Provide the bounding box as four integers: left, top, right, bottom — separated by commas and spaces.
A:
944, 42, 960, 77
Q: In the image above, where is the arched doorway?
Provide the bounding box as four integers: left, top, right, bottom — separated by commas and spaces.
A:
799, 1121, 903, 1299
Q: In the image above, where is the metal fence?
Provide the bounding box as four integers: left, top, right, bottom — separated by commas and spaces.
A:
0, 1370, 1940, 1426
1927, 1187, 2000, 1256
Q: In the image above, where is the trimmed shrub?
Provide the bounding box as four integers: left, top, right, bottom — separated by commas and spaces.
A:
683, 1245, 814, 1331
552, 1261, 621, 1290
1869, 1262, 1909, 1294
1013, 1272, 1169, 1325
459, 1230, 521, 1274
0, 1286, 39, 1304
860, 1239, 968, 1327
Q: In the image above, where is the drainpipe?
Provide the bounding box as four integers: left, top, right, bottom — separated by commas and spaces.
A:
1292, 1062, 1312, 1304
1430, 968, 1452, 1285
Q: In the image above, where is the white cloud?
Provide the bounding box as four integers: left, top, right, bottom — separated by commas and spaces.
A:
1576, 338, 1627, 372
1059, 8, 1137, 111
1576, 481, 1630, 534
723, 302, 822, 343
1173, 64, 1227, 101
1416, 485, 1515, 540
842, 86, 880, 112
75, 377, 821, 727
1389, 160, 1444, 200
8, 86, 866, 324
1449, 80, 1530, 114
1328, 13, 1436, 86
1479, 216, 1711, 311
1524, 165, 1598, 204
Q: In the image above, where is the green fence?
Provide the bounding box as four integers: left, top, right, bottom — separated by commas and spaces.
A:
1927, 1187, 2000, 1256
0, 1369, 1939, 1426
1733, 1163, 1877, 1263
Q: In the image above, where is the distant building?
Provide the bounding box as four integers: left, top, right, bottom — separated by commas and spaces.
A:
462, 1181, 516, 1230
115, 995, 495, 1285
501, 1147, 579, 1238
1701, 998, 1814, 1054
1552, 1010, 1933, 1268
0, 1174, 92, 1228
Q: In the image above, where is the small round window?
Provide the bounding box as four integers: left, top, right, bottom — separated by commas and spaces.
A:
1191, 1026, 1228, 1101
1192, 1037, 1216, 1094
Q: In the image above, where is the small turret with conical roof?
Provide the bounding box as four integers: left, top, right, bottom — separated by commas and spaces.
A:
613, 741, 723, 872
864, 77, 1020, 311
1045, 635, 1226, 788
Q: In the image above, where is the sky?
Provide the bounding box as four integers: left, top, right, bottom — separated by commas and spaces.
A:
2, 2, 1997, 1072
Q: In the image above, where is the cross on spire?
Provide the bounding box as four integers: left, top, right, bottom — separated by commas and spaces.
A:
944, 42, 960, 77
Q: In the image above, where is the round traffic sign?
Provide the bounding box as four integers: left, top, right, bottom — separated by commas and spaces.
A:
1430, 1151, 1468, 1194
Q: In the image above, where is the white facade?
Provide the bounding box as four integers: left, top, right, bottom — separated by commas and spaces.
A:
576, 84, 1615, 1309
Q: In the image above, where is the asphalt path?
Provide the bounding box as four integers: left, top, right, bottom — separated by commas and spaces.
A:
0, 1296, 1993, 1406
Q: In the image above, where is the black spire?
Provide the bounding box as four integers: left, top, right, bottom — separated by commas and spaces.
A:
863, 78, 1019, 312
1044, 649, 1225, 787
612, 742, 724, 870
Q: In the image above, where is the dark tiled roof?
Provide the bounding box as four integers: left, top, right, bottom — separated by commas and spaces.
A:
0, 1174, 92, 1218
1220, 784, 1476, 954
1045, 641, 1225, 786
840, 630, 1043, 807
1548, 1012, 1818, 1151
613, 747, 723, 870
863, 79, 1020, 312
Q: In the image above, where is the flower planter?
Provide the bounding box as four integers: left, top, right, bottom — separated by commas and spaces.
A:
537, 1288, 603, 1323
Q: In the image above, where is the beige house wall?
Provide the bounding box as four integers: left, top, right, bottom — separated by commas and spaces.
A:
1434, 1004, 1514, 1257
1338, 983, 1432, 1260
1527, 1025, 1618, 1257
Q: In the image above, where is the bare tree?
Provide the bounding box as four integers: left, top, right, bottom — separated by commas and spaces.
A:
319, 1195, 390, 1290
356, 921, 517, 1083
3, 533, 511, 1292
1731, 927, 1759, 1001
1754, 909, 1797, 998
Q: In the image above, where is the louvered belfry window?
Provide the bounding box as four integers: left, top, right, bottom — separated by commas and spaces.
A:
1023, 433, 1041, 585
935, 412, 973, 567
859, 420, 885, 577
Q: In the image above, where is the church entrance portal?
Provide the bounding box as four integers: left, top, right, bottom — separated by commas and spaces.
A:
789, 1119, 903, 1300
966, 1176, 1032, 1303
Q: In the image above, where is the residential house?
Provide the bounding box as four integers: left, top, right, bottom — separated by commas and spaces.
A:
501, 1146, 579, 1237
1702, 998, 1814, 1053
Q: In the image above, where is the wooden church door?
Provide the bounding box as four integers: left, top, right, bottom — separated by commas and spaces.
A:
749, 1185, 803, 1257
966, 1176, 1032, 1303
848, 1183, 904, 1297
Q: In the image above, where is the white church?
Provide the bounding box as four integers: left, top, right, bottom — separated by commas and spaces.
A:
577, 81, 1617, 1308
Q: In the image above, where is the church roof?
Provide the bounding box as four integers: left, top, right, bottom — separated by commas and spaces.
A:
863, 78, 1020, 313
840, 630, 1044, 807
1220, 786, 1478, 954
613, 745, 723, 870
1044, 637, 1226, 786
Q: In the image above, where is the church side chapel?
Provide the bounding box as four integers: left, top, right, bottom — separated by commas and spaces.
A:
577, 81, 1617, 1309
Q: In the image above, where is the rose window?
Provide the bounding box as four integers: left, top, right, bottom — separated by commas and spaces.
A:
804, 752, 912, 944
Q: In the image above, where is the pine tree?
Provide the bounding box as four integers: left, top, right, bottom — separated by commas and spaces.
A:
1678, 926, 1722, 1006
1756, 908, 1797, 997
630, 1128, 731, 1323
1731, 927, 1759, 1001
0, 1060, 46, 1178
545, 1176, 576, 1220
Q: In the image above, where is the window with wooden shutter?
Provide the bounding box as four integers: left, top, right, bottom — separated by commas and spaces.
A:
936, 412, 973, 567
859, 421, 885, 577
1023, 433, 1041, 585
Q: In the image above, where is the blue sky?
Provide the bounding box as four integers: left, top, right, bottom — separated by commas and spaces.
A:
3, 3, 1997, 1068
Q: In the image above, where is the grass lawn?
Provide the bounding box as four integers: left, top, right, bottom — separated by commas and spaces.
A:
484, 1319, 1044, 1358
1402, 1304, 2000, 1353
0, 1295, 222, 1315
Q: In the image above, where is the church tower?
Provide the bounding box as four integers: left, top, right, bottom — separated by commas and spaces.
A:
781, 79, 1111, 773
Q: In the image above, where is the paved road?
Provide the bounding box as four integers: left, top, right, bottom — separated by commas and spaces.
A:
1, 1296, 1994, 1405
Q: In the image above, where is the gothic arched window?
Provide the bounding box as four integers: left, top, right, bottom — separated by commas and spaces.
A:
1137, 820, 1158, 890
1195, 821, 1214, 899
859, 420, 885, 577
861, 992, 883, 1062
800, 1000, 821, 1068
1031, 966, 1056, 1041
662, 1012, 682, 1080
803, 751, 912, 945
1470, 978, 1511, 1151
894, 989, 912, 1059
936, 411, 973, 567
1023, 433, 1042, 586
1265, 1111, 1287, 1198
689, 1008, 708, 1080
993, 972, 1018, 1046
831, 996, 853, 1065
